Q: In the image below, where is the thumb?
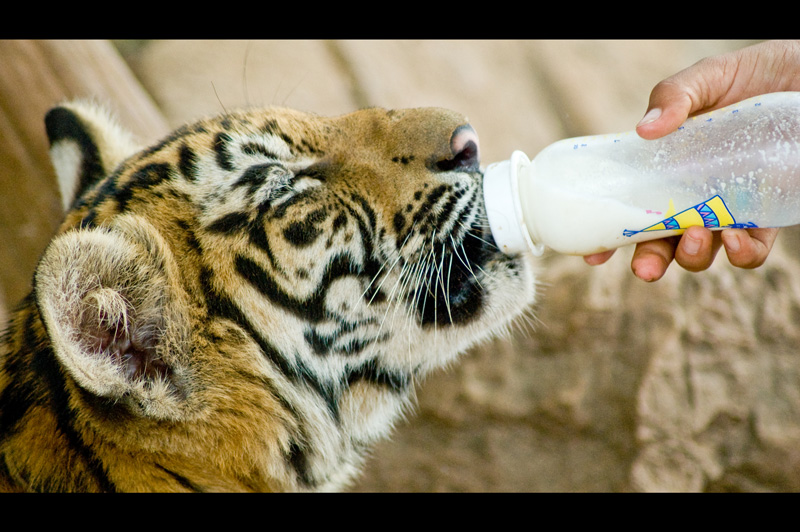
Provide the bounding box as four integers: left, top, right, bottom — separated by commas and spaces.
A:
635, 52, 740, 140
635, 80, 697, 140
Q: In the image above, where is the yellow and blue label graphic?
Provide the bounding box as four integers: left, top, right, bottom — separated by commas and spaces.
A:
623, 195, 756, 237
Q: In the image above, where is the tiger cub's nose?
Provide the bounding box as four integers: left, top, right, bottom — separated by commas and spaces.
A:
436, 125, 480, 172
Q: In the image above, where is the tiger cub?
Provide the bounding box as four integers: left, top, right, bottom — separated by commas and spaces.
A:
0, 101, 536, 491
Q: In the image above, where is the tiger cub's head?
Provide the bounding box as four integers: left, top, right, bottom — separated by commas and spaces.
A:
34, 102, 536, 490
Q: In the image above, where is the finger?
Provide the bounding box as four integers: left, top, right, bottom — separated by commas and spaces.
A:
673, 226, 723, 272
721, 227, 780, 269
584, 249, 616, 266
630, 237, 678, 282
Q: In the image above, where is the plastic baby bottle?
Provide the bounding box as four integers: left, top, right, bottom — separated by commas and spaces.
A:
483, 92, 800, 256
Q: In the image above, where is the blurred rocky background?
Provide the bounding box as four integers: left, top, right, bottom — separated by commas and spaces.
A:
3, 39, 799, 492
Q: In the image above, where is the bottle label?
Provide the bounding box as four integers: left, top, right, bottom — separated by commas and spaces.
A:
622, 195, 758, 237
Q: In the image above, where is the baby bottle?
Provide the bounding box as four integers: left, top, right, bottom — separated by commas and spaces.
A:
483, 92, 800, 256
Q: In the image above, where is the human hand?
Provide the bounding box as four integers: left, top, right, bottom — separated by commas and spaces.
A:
585, 40, 800, 281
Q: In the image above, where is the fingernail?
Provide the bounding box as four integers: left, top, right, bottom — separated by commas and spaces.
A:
683, 234, 701, 256
724, 232, 741, 253
637, 108, 662, 127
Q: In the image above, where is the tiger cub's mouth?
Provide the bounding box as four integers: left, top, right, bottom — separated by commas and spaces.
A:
403, 177, 500, 328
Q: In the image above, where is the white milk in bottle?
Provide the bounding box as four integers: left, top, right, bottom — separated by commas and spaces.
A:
483, 92, 800, 256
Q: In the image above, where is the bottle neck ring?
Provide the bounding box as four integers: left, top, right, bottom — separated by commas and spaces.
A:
483, 150, 544, 256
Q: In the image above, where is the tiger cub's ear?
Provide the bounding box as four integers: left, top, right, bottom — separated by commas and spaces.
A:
35, 215, 191, 420
45, 101, 140, 212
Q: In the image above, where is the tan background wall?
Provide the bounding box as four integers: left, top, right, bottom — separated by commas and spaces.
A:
4, 39, 800, 492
